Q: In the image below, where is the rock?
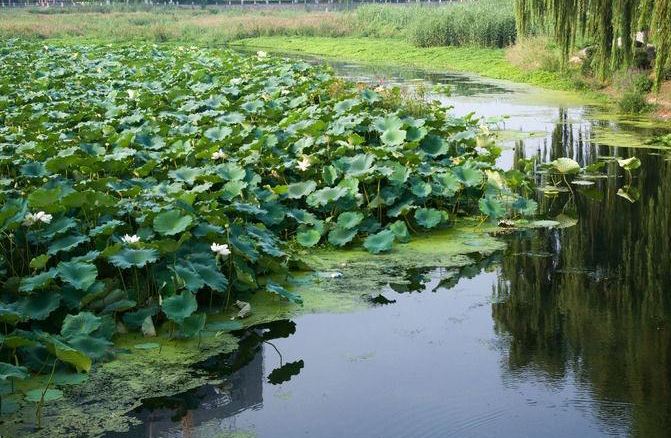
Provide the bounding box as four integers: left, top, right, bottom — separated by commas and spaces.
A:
141, 316, 156, 337
235, 300, 251, 319
569, 55, 583, 66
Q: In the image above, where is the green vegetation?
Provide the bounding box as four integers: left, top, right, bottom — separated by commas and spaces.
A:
353, 1, 517, 48
617, 72, 654, 113
406, 1, 516, 48
515, 0, 671, 89
0, 39, 536, 412
2, 2, 665, 101
234, 36, 588, 92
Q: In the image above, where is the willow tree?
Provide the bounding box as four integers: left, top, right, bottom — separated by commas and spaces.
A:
515, 0, 670, 90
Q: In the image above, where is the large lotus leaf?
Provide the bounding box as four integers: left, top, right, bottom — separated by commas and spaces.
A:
552, 157, 581, 174
411, 180, 432, 198
296, 227, 322, 248
191, 262, 228, 293
0, 305, 23, 325
43, 336, 92, 373
0, 362, 28, 381
257, 202, 286, 226
453, 165, 484, 187
389, 220, 411, 243
381, 128, 406, 146
229, 230, 260, 262
25, 389, 64, 403
334, 98, 358, 113
57, 261, 97, 291
0, 332, 36, 349
387, 163, 411, 186
221, 180, 247, 201
266, 281, 303, 305
288, 209, 320, 225
28, 187, 61, 209
617, 186, 640, 203
512, 197, 538, 216
204, 126, 232, 142
20, 162, 47, 178
48, 234, 88, 256
336, 211, 364, 229
153, 210, 193, 236
617, 157, 641, 171
322, 165, 339, 185
219, 112, 244, 124
364, 229, 395, 254
360, 88, 380, 103
373, 115, 403, 132
40, 216, 77, 239
306, 186, 349, 207
172, 264, 205, 292
328, 226, 358, 247
102, 299, 137, 314
387, 198, 415, 218
179, 312, 207, 338
19, 268, 58, 292
0, 198, 27, 232
421, 134, 449, 157
479, 196, 506, 219
122, 306, 158, 329
414, 208, 443, 229
406, 125, 428, 142
62, 190, 116, 209
342, 154, 375, 177
169, 167, 201, 185
286, 180, 317, 199
17, 293, 61, 321
108, 248, 159, 269
241, 99, 264, 113
162, 292, 198, 323
433, 172, 461, 196
216, 162, 246, 181
67, 335, 112, 360
61, 312, 102, 339
89, 219, 124, 237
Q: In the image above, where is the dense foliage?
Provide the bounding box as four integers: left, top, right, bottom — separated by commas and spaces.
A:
0, 41, 534, 378
515, 0, 670, 89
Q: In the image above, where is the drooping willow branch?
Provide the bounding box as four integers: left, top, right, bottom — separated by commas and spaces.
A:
515, 0, 670, 90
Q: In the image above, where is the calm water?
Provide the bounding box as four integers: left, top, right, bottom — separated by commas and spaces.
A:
108, 60, 671, 438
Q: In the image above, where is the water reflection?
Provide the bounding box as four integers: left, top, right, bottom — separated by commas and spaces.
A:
494, 150, 671, 437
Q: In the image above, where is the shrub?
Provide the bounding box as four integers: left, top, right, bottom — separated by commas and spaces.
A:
617, 71, 652, 113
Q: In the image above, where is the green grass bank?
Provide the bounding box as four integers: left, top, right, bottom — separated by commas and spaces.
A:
233, 36, 593, 93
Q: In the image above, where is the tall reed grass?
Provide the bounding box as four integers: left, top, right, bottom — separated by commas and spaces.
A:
1, 1, 517, 48
406, 1, 516, 48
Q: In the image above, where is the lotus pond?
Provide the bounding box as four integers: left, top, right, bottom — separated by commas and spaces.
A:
1, 41, 671, 438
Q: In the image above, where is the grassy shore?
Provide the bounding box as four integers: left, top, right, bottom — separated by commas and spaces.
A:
233, 36, 590, 93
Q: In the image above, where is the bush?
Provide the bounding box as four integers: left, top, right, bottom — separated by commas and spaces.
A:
617, 71, 652, 113
618, 90, 649, 113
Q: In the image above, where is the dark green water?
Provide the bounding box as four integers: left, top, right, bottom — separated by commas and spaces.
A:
107, 61, 671, 438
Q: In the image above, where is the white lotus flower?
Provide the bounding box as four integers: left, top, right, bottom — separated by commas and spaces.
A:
257, 50, 267, 59
121, 234, 141, 245
23, 211, 52, 226
211, 243, 231, 257
211, 149, 226, 160
297, 156, 311, 172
